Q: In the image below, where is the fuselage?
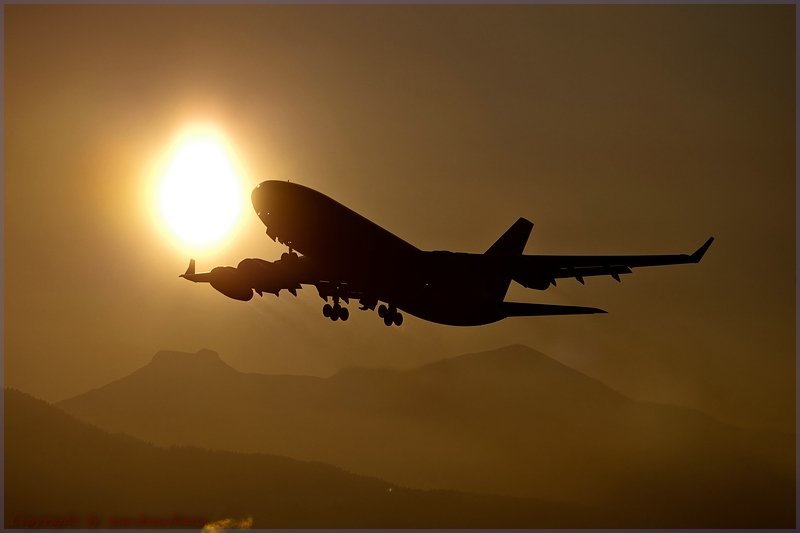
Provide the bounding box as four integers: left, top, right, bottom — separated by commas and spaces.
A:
183, 181, 708, 325
251, 180, 511, 325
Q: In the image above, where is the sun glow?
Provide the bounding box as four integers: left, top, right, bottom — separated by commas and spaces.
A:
156, 126, 245, 250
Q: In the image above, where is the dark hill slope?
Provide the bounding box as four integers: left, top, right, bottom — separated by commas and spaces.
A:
4, 388, 601, 528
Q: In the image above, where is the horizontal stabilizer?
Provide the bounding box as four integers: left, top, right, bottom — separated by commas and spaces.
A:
502, 301, 606, 317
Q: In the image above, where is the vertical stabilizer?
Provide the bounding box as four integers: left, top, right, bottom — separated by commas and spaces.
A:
485, 217, 533, 255
485, 218, 533, 301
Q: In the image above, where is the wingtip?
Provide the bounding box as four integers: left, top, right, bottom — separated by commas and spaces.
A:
180, 258, 196, 278
691, 236, 714, 262
576, 306, 607, 315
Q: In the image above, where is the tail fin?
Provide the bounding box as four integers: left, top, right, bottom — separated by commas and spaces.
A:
485, 217, 533, 255
485, 218, 534, 301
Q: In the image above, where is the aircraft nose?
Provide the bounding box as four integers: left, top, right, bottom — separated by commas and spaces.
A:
251, 182, 271, 216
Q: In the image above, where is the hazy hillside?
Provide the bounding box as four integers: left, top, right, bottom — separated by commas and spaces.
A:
4, 388, 605, 528
57, 345, 795, 527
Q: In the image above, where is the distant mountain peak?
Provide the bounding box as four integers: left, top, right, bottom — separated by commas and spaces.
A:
428, 344, 555, 371
146, 349, 236, 374
414, 344, 630, 402
152, 348, 221, 363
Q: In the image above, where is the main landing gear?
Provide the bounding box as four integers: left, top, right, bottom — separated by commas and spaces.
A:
322, 302, 349, 321
317, 281, 400, 326
378, 304, 403, 327
320, 282, 350, 322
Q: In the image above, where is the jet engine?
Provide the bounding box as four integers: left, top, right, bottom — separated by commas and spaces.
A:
237, 258, 302, 296
512, 271, 552, 291
208, 266, 254, 301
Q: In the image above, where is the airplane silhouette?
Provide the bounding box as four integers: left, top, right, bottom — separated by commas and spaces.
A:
181, 180, 713, 326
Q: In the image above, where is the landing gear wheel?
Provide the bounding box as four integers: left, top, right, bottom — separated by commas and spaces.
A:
281, 252, 288, 261
340, 307, 349, 321
379, 304, 402, 326
322, 304, 332, 318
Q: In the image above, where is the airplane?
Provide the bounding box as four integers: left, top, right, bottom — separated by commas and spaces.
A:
181, 180, 714, 327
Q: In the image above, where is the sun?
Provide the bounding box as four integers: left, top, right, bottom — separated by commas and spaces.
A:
156, 126, 245, 250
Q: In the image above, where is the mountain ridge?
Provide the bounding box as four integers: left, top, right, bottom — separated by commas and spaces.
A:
55, 344, 795, 527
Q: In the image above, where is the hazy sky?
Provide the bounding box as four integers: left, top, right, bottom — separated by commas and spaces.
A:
4, 5, 795, 432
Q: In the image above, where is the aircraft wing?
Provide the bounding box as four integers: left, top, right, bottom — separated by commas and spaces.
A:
513, 236, 714, 287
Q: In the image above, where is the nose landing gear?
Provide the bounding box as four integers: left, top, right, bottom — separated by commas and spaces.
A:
280, 250, 299, 262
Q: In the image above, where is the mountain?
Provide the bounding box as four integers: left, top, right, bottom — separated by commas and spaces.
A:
57, 345, 795, 527
4, 388, 602, 528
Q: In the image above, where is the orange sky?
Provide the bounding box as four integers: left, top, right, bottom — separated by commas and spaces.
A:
4, 5, 795, 431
